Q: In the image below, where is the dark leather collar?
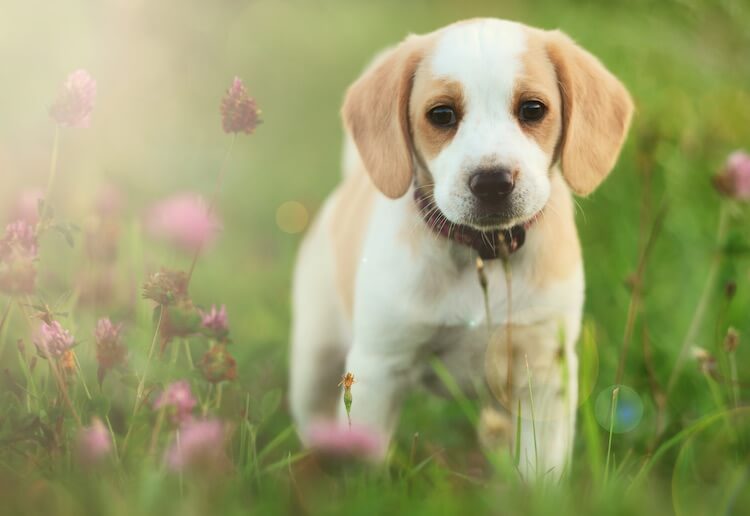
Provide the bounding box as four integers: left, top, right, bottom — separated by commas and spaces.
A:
413, 188, 537, 260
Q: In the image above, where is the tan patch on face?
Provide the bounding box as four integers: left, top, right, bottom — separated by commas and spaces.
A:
513, 29, 563, 160
529, 171, 582, 287
328, 166, 377, 318
409, 68, 465, 163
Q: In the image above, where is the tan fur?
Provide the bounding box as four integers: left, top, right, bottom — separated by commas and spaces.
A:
514, 29, 563, 157
545, 31, 634, 196
529, 171, 582, 287
410, 71, 465, 162
328, 167, 377, 318
342, 35, 436, 199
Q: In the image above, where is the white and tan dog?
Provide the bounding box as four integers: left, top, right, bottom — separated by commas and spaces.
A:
290, 18, 632, 478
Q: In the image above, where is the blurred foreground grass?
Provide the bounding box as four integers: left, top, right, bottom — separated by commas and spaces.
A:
1, 0, 750, 514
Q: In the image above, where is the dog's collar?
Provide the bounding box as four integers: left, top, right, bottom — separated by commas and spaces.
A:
413, 188, 537, 260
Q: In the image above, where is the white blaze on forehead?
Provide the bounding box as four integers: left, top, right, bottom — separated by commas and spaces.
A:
430, 19, 527, 109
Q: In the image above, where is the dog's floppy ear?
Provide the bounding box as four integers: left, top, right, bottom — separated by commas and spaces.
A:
342, 36, 426, 198
546, 31, 634, 196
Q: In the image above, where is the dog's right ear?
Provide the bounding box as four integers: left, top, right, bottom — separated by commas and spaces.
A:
342, 36, 427, 199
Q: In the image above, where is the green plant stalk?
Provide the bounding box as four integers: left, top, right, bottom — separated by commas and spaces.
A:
183, 339, 194, 369
73, 351, 92, 400
666, 203, 730, 396
604, 386, 619, 485
42, 126, 60, 220
134, 307, 163, 409
524, 354, 539, 477
0, 298, 13, 360
629, 407, 749, 491
148, 406, 167, 457
122, 307, 163, 454
103, 414, 120, 464
343, 387, 352, 428
702, 371, 736, 441
215, 382, 224, 410
430, 357, 478, 426
514, 399, 522, 467
728, 352, 740, 408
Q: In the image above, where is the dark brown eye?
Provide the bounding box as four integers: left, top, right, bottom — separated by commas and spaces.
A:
428, 106, 457, 127
519, 100, 546, 122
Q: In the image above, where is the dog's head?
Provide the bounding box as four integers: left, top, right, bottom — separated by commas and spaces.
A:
343, 19, 633, 230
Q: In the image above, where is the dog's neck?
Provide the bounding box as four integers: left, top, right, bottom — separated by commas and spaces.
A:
412, 188, 537, 260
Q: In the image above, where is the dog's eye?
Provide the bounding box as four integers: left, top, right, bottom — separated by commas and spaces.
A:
519, 100, 546, 123
428, 106, 457, 127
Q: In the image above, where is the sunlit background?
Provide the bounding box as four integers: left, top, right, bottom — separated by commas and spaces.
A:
1, 0, 749, 514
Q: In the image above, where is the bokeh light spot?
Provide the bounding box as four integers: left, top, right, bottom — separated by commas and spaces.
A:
594, 384, 643, 433
276, 201, 308, 234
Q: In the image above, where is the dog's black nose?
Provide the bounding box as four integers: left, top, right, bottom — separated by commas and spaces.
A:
468, 169, 516, 205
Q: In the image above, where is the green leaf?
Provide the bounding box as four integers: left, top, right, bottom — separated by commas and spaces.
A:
120, 374, 140, 389
260, 389, 282, 422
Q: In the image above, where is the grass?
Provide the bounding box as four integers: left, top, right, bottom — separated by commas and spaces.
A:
1, 0, 750, 514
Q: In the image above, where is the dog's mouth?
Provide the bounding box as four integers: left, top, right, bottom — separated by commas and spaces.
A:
413, 188, 543, 259
464, 203, 544, 232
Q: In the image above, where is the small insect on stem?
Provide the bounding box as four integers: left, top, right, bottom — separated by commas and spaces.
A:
338, 372, 356, 429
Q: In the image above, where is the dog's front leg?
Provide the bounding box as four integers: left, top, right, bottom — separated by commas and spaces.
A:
484, 320, 579, 481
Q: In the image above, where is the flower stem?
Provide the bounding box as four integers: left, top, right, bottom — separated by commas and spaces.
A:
666, 203, 730, 396
135, 306, 163, 411
187, 134, 237, 284
42, 126, 60, 220
122, 307, 163, 454
604, 386, 620, 485
48, 358, 82, 427
148, 406, 166, 457
215, 382, 223, 410
503, 259, 513, 405
728, 351, 740, 408
73, 351, 92, 400
0, 298, 12, 361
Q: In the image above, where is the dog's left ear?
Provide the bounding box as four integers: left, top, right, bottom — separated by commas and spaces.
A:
342, 36, 427, 199
546, 31, 634, 196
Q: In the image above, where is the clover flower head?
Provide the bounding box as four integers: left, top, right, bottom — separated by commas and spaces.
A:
49, 69, 97, 128
165, 418, 229, 472
145, 193, 221, 253
34, 321, 75, 359
154, 380, 197, 424
75, 418, 112, 466
713, 150, 750, 200
220, 77, 261, 134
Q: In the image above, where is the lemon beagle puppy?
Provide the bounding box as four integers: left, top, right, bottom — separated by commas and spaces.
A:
290, 18, 632, 478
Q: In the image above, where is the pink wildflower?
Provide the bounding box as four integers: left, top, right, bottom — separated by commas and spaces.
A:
165, 419, 229, 472
75, 418, 112, 466
145, 193, 221, 253
8, 189, 44, 225
0, 220, 38, 258
33, 321, 75, 359
94, 317, 127, 385
714, 150, 750, 200
154, 380, 197, 424
0, 220, 38, 294
49, 69, 97, 128
306, 421, 386, 461
220, 77, 261, 134
201, 304, 229, 338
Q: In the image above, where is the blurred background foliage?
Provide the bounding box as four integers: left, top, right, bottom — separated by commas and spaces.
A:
1, 0, 749, 514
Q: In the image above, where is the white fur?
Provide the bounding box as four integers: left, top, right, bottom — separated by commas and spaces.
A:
430, 20, 551, 230
290, 19, 584, 480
